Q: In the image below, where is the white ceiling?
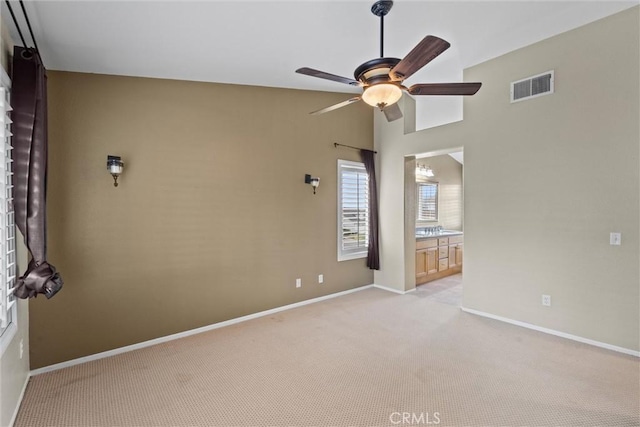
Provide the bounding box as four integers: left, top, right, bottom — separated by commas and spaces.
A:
448, 152, 463, 165
5, 1, 638, 129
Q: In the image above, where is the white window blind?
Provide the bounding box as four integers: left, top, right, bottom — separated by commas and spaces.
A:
0, 73, 16, 334
417, 182, 438, 221
337, 160, 369, 261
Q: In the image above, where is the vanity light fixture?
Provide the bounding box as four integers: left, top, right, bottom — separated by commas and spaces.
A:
425, 166, 434, 178
107, 155, 124, 187
305, 174, 320, 194
416, 163, 434, 178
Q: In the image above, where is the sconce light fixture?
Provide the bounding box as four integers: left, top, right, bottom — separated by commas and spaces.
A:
304, 174, 320, 194
416, 163, 434, 178
107, 155, 124, 187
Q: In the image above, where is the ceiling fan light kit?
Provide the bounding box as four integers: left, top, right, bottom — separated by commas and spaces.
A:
362, 83, 402, 109
296, 0, 482, 122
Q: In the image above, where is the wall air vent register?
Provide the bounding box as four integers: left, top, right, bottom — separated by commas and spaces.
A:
511, 70, 554, 103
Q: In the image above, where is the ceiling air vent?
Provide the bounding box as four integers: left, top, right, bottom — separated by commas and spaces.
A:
510, 70, 554, 103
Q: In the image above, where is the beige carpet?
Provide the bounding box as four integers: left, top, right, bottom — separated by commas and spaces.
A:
15, 288, 640, 426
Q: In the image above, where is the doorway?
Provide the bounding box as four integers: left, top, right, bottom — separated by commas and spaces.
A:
406, 149, 464, 306
415, 274, 462, 306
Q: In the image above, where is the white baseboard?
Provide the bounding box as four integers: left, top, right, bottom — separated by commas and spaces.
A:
461, 307, 640, 358
373, 284, 415, 295
8, 373, 30, 427
31, 284, 375, 376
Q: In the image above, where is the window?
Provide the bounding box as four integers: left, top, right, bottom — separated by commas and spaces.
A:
337, 160, 369, 261
417, 182, 438, 221
0, 67, 17, 354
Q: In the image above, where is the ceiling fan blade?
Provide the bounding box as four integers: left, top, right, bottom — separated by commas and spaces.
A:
296, 67, 363, 86
310, 97, 362, 115
390, 36, 451, 81
383, 103, 403, 122
408, 83, 482, 96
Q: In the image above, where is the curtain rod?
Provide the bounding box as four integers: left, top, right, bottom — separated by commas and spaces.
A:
19, 0, 41, 55
4, 1, 27, 48
334, 143, 377, 154
5, 0, 44, 65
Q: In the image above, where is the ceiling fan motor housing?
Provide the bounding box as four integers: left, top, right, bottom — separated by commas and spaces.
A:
354, 57, 401, 85
371, 0, 394, 17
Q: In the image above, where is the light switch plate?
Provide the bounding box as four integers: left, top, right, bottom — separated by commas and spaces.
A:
296, 278, 301, 288
610, 232, 621, 246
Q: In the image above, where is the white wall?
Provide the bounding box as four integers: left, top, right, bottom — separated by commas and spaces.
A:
0, 228, 29, 427
375, 7, 639, 352
415, 154, 463, 231
0, 299, 29, 427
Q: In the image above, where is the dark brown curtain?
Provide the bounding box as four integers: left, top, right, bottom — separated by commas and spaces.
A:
360, 149, 380, 270
11, 47, 63, 299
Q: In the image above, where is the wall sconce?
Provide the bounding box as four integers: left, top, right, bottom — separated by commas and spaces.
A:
107, 155, 124, 187
305, 174, 320, 194
416, 163, 434, 178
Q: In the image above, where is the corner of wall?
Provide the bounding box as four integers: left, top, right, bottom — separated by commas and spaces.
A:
402, 95, 417, 135
403, 156, 417, 292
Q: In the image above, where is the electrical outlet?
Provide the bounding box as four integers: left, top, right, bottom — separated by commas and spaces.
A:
318, 274, 324, 284
19, 339, 23, 359
296, 278, 301, 288
542, 294, 551, 307
610, 232, 621, 246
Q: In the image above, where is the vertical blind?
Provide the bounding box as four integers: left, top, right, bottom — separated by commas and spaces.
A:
338, 161, 369, 258
0, 82, 16, 330
417, 182, 438, 221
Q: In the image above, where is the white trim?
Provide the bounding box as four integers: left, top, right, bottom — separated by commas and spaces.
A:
0, 67, 16, 347
338, 251, 367, 262
337, 159, 369, 262
0, 322, 17, 357
31, 284, 375, 376
1, 67, 10, 88
373, 284, 416, 295
461, 307, 639, 358
8, 373, 30, 427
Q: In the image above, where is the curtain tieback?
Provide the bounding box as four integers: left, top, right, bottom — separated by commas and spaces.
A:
14, 260, 63, 299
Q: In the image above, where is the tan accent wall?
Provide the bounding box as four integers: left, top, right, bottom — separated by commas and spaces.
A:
415, 154, 463, 231
375, 7, 639, 351
31, 72, 374, 368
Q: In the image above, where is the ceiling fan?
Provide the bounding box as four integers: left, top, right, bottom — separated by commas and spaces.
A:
296, 0, 482, 122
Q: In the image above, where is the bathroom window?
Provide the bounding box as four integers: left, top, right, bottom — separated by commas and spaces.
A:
417, 182, 438, 221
